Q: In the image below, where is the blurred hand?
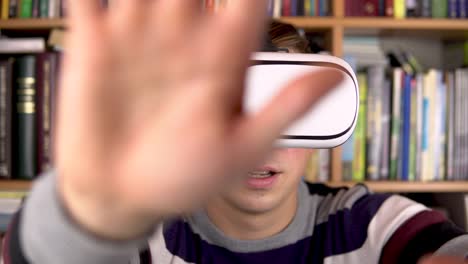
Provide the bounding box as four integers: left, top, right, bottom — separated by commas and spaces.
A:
56, 0, 343, 240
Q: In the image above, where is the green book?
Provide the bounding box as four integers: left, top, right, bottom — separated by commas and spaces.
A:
19, 0, 33, 18
464, 41, 468, 66
39, 0, 48, 18
432, 0, 447, 18
13, 56, 36, 179
352, 72, 367, 182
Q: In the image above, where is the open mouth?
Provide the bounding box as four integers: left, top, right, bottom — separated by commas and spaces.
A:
248, 170, 278, 178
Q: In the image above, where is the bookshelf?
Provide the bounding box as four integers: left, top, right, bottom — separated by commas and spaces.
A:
1, 0, 468, 193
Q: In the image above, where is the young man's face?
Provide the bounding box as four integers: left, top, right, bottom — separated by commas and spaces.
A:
217, 148, 313, 214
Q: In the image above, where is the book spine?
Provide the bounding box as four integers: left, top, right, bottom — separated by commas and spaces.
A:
363, 0, 379, 16
1, 0, 9, 19
421, 0, 431, 16
446, 72, 455, 180
406, 0, 417, 17
386, 0, 394, 16
353, 72, 367, 182
310, 0, 315, 16
39, 0, 47, 17
379, 0, 386, 16
297, 0, 304, 16
304, 0, 310, 16
460, 0, 467, 17
13, 56, 36, 179
19, 0, 32, 18
432, 0, 447, 18
390, 68, 403, 180
273, 0, 282, 18
0, 60, 12, 179
282, 0, 291, 16
379, 80, 391, 180
415, 74, 424, 181
8, 0, 16, 18
31, 0, 39, 17
394, 0, 406, 18
448, 0, 458, 18
290, 0, 297, 16
409, 78, 417, 181
401, 74, 411, 181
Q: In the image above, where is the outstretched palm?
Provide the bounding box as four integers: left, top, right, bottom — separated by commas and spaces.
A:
56, 0, 342, 239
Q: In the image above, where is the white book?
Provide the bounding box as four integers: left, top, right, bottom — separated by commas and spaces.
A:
0, 38, 45, 53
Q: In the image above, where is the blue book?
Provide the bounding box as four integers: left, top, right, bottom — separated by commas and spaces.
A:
461, 0, 467, 17
267, 0, 274, 17
310, 0, 315, 16
401, 74, 412, 181
291, 0, 298, 16
448, 0, 458, 18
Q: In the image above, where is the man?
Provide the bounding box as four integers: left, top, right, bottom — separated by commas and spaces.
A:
3, 1, 468, 263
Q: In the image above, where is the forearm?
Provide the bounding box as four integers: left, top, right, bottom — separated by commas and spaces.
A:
3, 171, 151, 264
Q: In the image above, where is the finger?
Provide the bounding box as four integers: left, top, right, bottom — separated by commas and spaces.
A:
220, 0, 269, 56
68, 0, 102, 27
235, 69, 344, 158
155, 0, 204, 34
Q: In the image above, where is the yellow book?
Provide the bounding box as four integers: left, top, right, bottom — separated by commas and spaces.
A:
394, 0, 406, 19
2, 0, 9, 20
304, 0, 311, 17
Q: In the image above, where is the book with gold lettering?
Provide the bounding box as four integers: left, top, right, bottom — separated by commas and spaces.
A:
13, 55, 36, 179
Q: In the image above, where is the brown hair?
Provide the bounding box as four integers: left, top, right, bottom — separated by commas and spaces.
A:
268, 20, 311, 53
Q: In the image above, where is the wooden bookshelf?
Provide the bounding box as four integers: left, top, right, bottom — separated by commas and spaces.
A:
0, 3, 467, 193
0, 18, 65, 29
0, 180, 32, 191
327, 181, 468, 193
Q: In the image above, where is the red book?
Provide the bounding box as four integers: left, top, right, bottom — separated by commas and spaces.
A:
386, 0, 394, 16
362, 0, 379, 16
282, 0, 291, 16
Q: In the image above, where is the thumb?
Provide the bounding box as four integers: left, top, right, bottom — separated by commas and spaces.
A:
234, 68, 344, 159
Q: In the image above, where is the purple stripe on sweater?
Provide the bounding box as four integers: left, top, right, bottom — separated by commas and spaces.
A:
164, 193, 391, 263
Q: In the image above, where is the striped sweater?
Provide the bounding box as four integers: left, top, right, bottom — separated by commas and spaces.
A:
4, 172, 468, 263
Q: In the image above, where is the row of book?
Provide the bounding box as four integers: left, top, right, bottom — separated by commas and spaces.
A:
0, 0, 66, 19
203, 0, 332, 17
0, 51, 60, 180
346, 0, 468, 19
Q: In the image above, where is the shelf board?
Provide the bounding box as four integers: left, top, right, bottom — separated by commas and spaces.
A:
280, 17, 468, 38
0, 180, 32, 191
0, 19, 65, 29
327, 181, 468, 193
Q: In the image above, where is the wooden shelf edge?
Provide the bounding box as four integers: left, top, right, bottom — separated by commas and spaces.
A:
326, 181, 468, 193
0, 18, 65, 29
0, 180, 32, 191
278, 17, 468, 31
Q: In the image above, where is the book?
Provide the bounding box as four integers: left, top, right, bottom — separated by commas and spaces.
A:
394, 0, 406, 18
353, 72, 367, 182
35, 53, 53, 174
448, 0, 458, 18
432, 0, 448, 18
0, 38, 45, 54
385, 0, 394, 16
366, 66, 385, 181
390, 68, 403, 180
39, 0, 47, 18
1, 0, 9, 19
0, 60, 12, 179
19, 0, 32, 18
13, 56, 36, 179
420, 0, 432, 17
282, 0, 291, 16
31, 0, 38, 17
8, 0, 17, 17
406, 0, 418, 16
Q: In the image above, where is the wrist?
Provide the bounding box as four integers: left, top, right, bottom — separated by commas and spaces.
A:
57, 174, 157, 241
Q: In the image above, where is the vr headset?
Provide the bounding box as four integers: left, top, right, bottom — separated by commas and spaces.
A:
245, 52, 359, 149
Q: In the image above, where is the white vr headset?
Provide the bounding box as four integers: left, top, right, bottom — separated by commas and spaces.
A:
245, 52, 359, 149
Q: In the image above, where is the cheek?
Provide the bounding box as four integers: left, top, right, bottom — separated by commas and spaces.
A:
274, 148, 313, 170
